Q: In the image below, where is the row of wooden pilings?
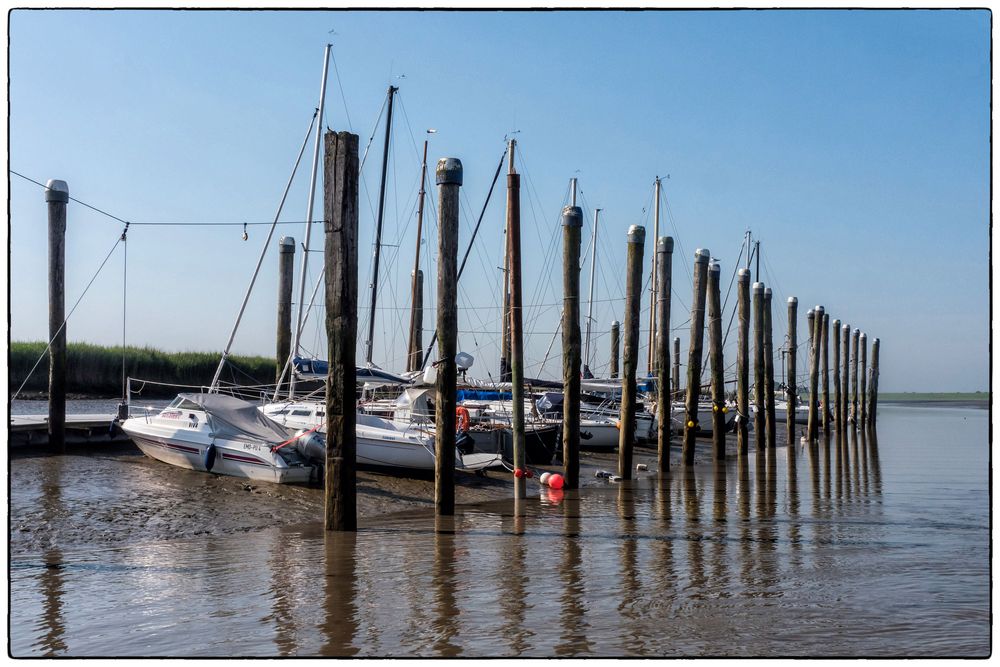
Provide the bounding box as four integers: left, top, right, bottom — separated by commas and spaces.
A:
317, 132, 882, 530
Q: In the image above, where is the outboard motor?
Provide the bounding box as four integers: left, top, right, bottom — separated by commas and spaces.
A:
293, 429, 327, 465
456, 431, 475, 456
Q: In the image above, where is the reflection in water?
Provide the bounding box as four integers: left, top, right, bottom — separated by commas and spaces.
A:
851, 428, 862, 497
557, 494, 591, 656
617, 485, 643, 653
321, 531, 359, 657
711, 462, 730, 594
867, 427, 882, 496
737, 454, 752, 593
683, 469, 705, 595
860, 429, 870, 497
786, 443, 801, 558
265, 530, 297, 655
499, 504, 531, 655
652, 474, 676, 604
37, 459, 66, 656
431, 516, 461, 657
823, 432, 833, 500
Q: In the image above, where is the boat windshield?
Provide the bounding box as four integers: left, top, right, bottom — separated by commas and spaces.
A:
168, 396, 204, 412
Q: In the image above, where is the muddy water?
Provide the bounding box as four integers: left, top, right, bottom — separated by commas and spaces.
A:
8, 404, 989, 657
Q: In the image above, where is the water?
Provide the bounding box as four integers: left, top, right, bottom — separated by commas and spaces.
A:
9, 404, 989, 657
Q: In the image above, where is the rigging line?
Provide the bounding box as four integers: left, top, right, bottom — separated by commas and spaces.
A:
121, 224, 128, 402
12, 231, 124, 402
329, 49, 353, 132
11, 170, 131, 226
721, 243, 747, 349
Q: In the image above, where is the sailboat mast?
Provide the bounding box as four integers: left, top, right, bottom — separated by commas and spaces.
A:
647, 177, 661, 375
365, 84, 398, 367
499, 138, 516, 382
288, 44, 332, 400
406, 138, 429, 371
583, 207, 600, 378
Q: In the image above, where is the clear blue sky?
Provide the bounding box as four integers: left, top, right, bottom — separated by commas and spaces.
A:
8, 9, 990, 392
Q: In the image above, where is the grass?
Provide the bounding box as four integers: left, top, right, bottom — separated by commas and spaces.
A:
9, 341, 278, 398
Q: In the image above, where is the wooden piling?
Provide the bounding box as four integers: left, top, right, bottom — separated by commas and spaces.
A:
657, 237, 674, 472
275, 236, 295, 382
682, 248, 710, 466
764, 288, 776, 449
752, 281, 765, 450
561, 205, 583, 490
736, 269, 751, 456
673, 337, 681, 399
868, 338, 880, 428
323, 131, 359, 531
832, 317, 842, 436
435, 157, 463, 512
407, 270, 423, 372
821, 312, 830, 433
508, 168, 528, 499
618, 225, 646, 479
46, 179, 69, 453
851, 328, 860, 425
786, 297, 798, 439
707, 260, 725, 459
859, 332, 868, 426
841, 324, 850, 432
610, 321, 620, 379
807, 305, 823, 441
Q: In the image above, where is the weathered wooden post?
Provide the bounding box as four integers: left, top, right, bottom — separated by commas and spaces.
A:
807, 305, 823, 441
673, 337, 681, 399
752, 281, 765, 450
435, 157, 463, 512
323, 130, 359, 531
832, 317, 842, 437
682, 248, 710, 465
821, 313, 831, 433
735, 269, 751, 456
851, 328, 860, 425
618, 225, 646, 479
610, 321, 620, 379
561, 205, 583, 490
276, 235, 295, 382
859, 333, 868, 426
786, 297, 798, 439
868, 338, 880, 428
46, 180, 69, 453
764, 287, 776, 449
407, 269, 423, 371
841, 324, 850, 431
656, 237, 674, 472
508, 163, 529, 499
707, 260, 726, 459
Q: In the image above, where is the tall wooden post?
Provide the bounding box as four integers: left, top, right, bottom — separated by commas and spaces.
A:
736, 269, 751, 456
499, 141, 516, 382
752, 282, 765, 450
656, 237, 674, 472
807, 305, 823, 441
508, 166, 528, 499
841, 324, 851, 432
323, 131, 359, 532
435, 157, 463, 513
46, 179, 69, 453
821, 312, 831, 433
850, 328, 860, 425
763, 288, 776, 449
407, 270, 423, 371
786, 297, 798, 439
832, 318, 842, 436
859, 332, 868, 426
707, 260, 725, 459
618, 225, 646, 479
868, 338, 880, 428
672, 337, 681, 398
275, 235, 295, 382
610, 321, 620, 379
682, 248, 710, 465
561, 205, 583, 490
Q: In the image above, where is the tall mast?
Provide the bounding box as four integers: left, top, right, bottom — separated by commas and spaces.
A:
499, 138, 516, 381
406, 138, 429, 371
647, 177, 661, 375
288, 44, 332, 399
364, 84, 398, 367
583, 207, 600, 378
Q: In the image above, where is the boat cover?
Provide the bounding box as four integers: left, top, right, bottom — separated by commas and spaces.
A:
394, 388, 433, 416
179, 393, 293, 443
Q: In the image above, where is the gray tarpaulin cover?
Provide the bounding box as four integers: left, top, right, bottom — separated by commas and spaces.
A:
180, 393, 293, 443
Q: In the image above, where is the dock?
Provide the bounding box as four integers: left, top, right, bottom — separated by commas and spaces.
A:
9, 414, 131, 448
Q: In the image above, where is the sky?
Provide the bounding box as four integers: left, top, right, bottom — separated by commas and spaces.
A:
7, 8, 991, 393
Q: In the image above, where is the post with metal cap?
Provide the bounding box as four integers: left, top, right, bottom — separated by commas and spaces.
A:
435, 157, 463, 513
683, 249, 711, 465
46, 179, 69, 453
859, 333, 868, 426
867, 338, 880, 429
707, 260, 726, 459
841, 324, 851, 433
786, 297, 799, 440
832, 317, 842, 439
752, 282, 766, 449
850, 328, 860, 426
561, 205, 583, 489
673, 337, 681, 399
610, 321, 620, 379
656, 237, 674, 472
807, 305, 824, 441
736, 269, 751, 456
276, 236, 296, 383
618, 225, 646, 479
821, 313, 831, 433
509, 162, 530, 499
764, 288, 776, 449
323, 130, 360, 531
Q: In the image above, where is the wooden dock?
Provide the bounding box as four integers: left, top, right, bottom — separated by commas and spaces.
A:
9, 414, 132, 448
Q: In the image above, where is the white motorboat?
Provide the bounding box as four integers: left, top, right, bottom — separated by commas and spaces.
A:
122, 393, 321, 484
